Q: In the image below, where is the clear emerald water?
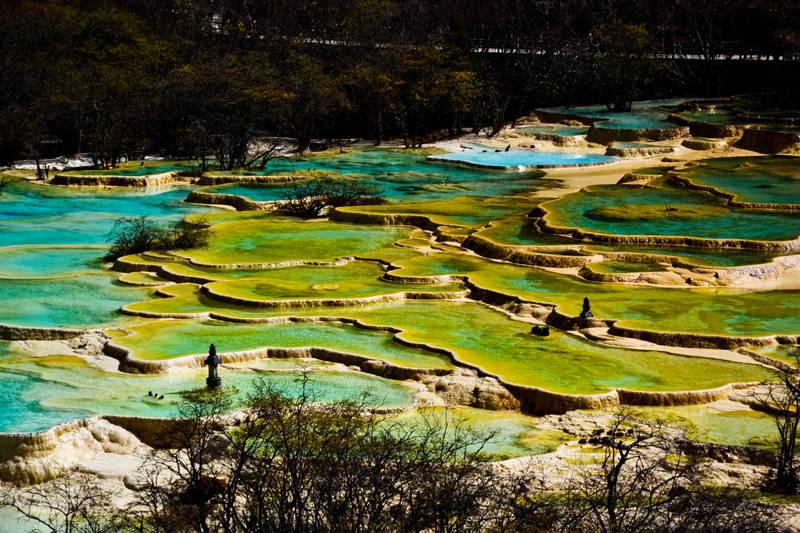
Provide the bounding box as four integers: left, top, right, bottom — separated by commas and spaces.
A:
178, 214, 420, 265
0, 180, 208, 248
754, 344, 799, 367
540, 100, 684, 129
338, 195, 540, 227
198, 261, 461, 301
114, 318, 453, 369
0, 356, 414, 433
206, 149, 544, 201
546, 181, 800, 241
123, 296, 772, 394
393, 253, 800, 337
0, 246, 104, 278
631, 403, 777, 448
679, 156, 800, 205
587, 260, 668, 274
673, 109, 742, 126
0, 274, 149, 328
428, 150, 617, 169
471, 218, 781, 267
393, 406, 570, 459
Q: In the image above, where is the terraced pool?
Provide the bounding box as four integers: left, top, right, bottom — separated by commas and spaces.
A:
0, 356, 415, 433
543, 181, 800, 241
428, 150, 618, 170
1, 143, 795, 458
676, 156, 800, 205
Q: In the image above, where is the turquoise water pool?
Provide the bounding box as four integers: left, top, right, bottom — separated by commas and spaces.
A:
0, 274, 149, 328
0, 180, 209, 249
0, 358, 414, 433
540, 102, 681, 130
547, 182, 800, 241
679, 156, 800, 205
205, 149, 547, 201
428, 150, 617, 169
0, 246, 105, 278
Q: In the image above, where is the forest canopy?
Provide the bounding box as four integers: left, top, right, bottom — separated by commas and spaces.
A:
1, 0, 799, 165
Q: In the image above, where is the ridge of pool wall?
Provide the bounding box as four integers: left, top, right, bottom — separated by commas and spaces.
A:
461, 234, 599, 268
198, 285, 468, 309
185, 189, 273, 211
607, 323, 798, 351
531, 206, 800, 252
330, 208, 443, 232
667, 114, 745, 138
113, 253, 352, 273
534, 109, 600, 126
587, 125, 690, 144
604, 144, 678, 158
426, 154, 616, 171
666, 174, 800, 211
735, 128, 800, 154
195, 174, 302, 186
49, 171, 186, 188
738, 348, 797, 373
102, 333, 451, 382
0, 415, 191, 484
0, 418, 101, 484
578, 266, 655, 283
0, 323, 87, 341
522, 131, 586, 146
617, 173, 662, 185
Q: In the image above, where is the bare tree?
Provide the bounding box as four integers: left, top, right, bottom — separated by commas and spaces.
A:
130, 375, 509, 532
281, 177, 382, 218
0, 470, 119, 533
106, 216, 210, 260
551, 409, 782, 532
757, 350, 800, 494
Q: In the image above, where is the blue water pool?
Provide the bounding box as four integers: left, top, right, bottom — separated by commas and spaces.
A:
204, 149, 547, 201
428, 150, 618, 170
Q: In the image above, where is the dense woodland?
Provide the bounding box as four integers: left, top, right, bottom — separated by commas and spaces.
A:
1, 0, 800, 166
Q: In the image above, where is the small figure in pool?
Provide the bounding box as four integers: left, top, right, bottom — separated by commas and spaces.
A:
158, 394, 165, 400
206, 344, 222, 389
579, 296, 593, 321
147, 391, 153, 397
505, 144, 511, 152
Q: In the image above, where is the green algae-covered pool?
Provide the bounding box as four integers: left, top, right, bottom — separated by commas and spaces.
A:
203, 263, 462, 303
175, 213, 420, 266
120, 296, 773, 394
543, 181, 800, 241
114, 318, 454, 370
60, 160, 193, 176
393, 252, 800, 337
477, 216, 786, 267
676, 156, 800, 205
1, 133, 796, 448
